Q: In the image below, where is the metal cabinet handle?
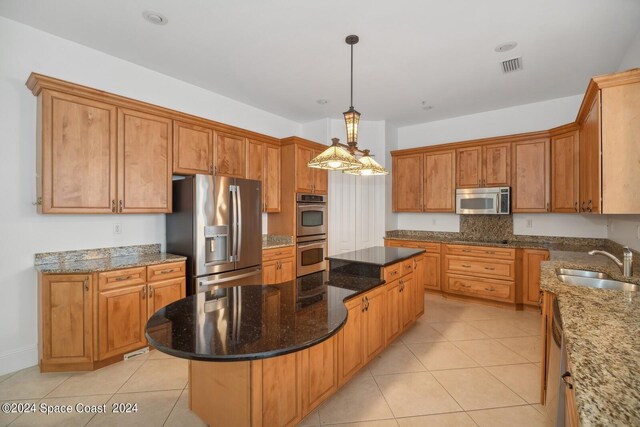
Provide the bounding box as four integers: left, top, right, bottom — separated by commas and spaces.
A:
149, 287, 154, 298
574, 202, 578, 212
546, 202, 550, 212
486, 251, 495, 254
462, 249, 471, 253
390, 271, 398, 276
460, 284, 471, 288
462, 264, 471, 268
484, 267, 495, 271
119, 200, 123, 213
115, 275, 133, 281
111, 200, 116, 213
141, 287, 146, 299
538, 290, 544, 314
561, 372, 574, 389
484, 287, 495, 292
159, 269, 175, 274
587, 200, 592, 213
83, 279, 89, 292
581, 201, 586, 212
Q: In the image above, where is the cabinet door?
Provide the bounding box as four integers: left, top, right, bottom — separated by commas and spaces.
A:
579, 94, 601, 213
302, 336, 338, 414
98, 284, 147, 360
385, 280, 401, 344
261, 352, 303, 427
424, 150, 455, 212
40, 90, 117, 213
313, 150, 329, 194
483, 143, 511, 187
522, 250, 549, 306
246, 139, 263, 181
264, 143, 281, 212
173, 121, 213, 175
393, 154, 423, 212
400, 276, 415, 329
363, 287, 386, 363
215, 132, 246, 178
456, 146, 482, 188
413, 256, 426, 317
551, 131, 579, 213
296, 146, 315, 193
263, 261, 278, 285
278, 257, 295, 283
147, 278, 185, 318
117, 108, 172, 213
41, 274, 93, 365
424, 253, 441, 291
338, 297, 365, 386
512, 138, 550, 213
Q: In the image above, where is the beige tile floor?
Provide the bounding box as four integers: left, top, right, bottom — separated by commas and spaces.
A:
0, 293, 546, 427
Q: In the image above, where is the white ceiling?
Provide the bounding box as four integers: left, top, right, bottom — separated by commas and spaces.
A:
1, 0, 639, 126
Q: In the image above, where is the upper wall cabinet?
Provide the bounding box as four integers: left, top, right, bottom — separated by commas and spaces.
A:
551, 128, 579, 213
511, 138, 550, 213
117, 108, 173, 213
392, 154, 423, 212
294, 145, 327, 195
215, 132, 246, 178
37, 90, 118, 214
247, 139, 281, 212
577, 69, 640, 214
173, 121, 214, 175
456, 143, 510, 188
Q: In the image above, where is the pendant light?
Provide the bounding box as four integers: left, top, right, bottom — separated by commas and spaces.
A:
308, 35, 388, 176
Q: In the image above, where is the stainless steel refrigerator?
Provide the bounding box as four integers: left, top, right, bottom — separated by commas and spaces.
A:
167, 175, 262, 294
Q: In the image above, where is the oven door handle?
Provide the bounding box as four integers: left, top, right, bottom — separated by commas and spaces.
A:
297, 241, 325, 250
297, 203, 327, 207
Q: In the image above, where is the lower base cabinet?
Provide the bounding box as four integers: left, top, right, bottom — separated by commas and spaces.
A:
400, 274, 416, 329
38, 261, 186, 372
338, 296, 365, 386
260, 352, 303, 427
262, 246, 296, 284
301, 336, 339, 414
523, 249, 550, 306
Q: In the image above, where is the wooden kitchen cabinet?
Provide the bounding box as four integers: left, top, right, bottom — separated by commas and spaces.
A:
247, 140, 281, 212
413, 256, 426, 316
36, 90, 117, 214
393, 154, 423, 212
456, 146, 482, 188
215, 131, 246, 178
147, 278, 186, 318
247, 139, 264, 181
424, 150, 455, 212
400, 274, 415, 329
294, 146, 327, 194
522, 249, 549, 306
456, 143, 510, 188
551, 130, 580, 213
363, 285, 386, 363
384, 279, 402, 345
338, 296, 365, 386
511, 138, 550, 213
258, 352, 303, 427
39, 274, 93, 371
423, 253, 441, 292
97, 283, 148, 360
117, 107, 173, 213
301, 336, 338, 414
262, 247, 295, 284
579, 95, 600, 213
173, 120, 214, 175
312, 150, 329, 194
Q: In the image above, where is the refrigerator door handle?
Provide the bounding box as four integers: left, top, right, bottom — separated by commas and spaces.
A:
230, 185, 238, 262
236, 185, 242, 262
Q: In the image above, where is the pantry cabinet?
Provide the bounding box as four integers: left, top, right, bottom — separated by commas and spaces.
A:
173, 120, 214, 175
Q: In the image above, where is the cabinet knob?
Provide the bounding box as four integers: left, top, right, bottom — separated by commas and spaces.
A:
83, 279, 89, 292
561, 371, 574, 389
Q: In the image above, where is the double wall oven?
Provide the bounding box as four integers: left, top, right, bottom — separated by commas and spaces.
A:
296, 194, 327, 277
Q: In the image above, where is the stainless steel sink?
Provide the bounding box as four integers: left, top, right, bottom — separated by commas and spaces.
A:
556, 268, 611, 279
556, 275, 639, 292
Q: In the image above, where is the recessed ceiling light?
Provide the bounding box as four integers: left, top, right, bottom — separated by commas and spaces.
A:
495, 42, 517, 53
316, 99, 329, 105
421, 102, 434, 111
142, 11, 168, 25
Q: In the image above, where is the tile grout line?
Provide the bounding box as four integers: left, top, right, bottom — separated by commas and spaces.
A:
161, 388, 184, 427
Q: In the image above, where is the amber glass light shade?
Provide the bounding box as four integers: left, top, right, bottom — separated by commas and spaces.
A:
308, 143, 361, 170
343, 154, 389, 176
343, 107, 361, 145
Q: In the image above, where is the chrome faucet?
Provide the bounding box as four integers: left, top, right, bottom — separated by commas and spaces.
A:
588, 247, 633, 277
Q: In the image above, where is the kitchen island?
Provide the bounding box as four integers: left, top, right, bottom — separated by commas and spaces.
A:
146, 247, 425, 427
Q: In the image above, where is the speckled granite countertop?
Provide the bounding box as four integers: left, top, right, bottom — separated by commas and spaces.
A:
262, 234, 294, 249
35, 244, 186, 274
541, 251, 640, 426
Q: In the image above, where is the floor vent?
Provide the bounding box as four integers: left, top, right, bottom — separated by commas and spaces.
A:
500, 57, 523, 73
124, 347, 149, 360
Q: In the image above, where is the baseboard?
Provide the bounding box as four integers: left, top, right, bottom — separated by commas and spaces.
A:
0, 345, 38, 376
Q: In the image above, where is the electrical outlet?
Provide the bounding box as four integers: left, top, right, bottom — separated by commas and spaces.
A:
113, 223, 122, 235
526, 219, 533, 229
432, 219, 437, 225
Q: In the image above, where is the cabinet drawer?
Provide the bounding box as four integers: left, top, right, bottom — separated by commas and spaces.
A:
262, 246, 295, 262
98, 267, 146, 290
445, 256, 515, 280
147, 261, 186, 282
402, 259, 414, 276
445, 244, 515, 260
385, 239, 440, 254
383, 263, 402, 282
446, 274, 515, 303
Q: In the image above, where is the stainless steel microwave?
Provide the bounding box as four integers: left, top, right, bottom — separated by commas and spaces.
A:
455, 187, 510, 215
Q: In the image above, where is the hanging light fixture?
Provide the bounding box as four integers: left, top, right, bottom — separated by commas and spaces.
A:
308, 35, 388, 175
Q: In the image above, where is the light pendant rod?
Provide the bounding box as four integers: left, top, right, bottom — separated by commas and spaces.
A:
350, 39, 354, 108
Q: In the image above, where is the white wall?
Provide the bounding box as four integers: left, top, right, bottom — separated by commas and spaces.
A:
301, 119, 387, 255
391, 94, 613, 238
619, 28, 640, 70
607, 216, 640, 252
0, 17, 300, 375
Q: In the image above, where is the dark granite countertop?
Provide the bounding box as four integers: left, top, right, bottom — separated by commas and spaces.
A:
541, 251, 640, 426
146, 270, 384, 361
35, 252, 186, 274
326, 246, 425, 267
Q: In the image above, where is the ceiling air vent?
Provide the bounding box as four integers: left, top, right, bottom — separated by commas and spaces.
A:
500, 57, 522, 73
